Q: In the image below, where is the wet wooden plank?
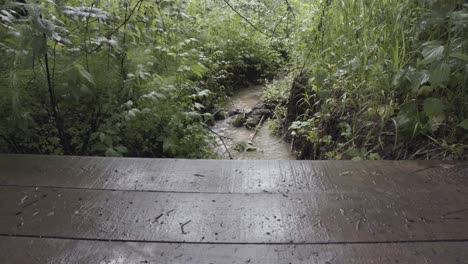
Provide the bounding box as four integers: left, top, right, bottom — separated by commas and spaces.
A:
1, 186, 467, 243
0, 154, 466, 194
0, 237, 467, 264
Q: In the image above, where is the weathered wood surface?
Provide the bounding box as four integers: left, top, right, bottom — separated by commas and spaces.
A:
1, 237, 467, 264
1, 186, 468, 243
0, 154, 467, 263
0, 154, 466, 194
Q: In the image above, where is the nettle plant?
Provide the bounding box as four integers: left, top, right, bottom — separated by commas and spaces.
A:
0, 0, 287, 157
393, 1, 468, 157
0, 0, 214, 157
284, 0, 467, 159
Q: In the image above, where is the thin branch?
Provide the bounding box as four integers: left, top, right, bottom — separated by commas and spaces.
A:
272, 10, 288, 34
203, 124, 233, 159
90, 0, 144, 53
52, 42, 57, 88
284, 0, 295, 18
249, 115, 265, 143
222, 0, 273, 38
180, 220, 191, 235
204, 124, 232, 140
219, 136, 234, 160
43, 35, 69, 154
273, 0, 296, 34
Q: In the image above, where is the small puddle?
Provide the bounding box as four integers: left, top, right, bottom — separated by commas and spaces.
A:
212, 84, 295, 160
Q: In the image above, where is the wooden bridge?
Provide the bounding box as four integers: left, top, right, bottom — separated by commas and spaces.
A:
0, 154, 467, 263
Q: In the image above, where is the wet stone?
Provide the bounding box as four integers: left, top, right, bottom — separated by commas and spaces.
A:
227, 109, 243, 117
245, 115, 261, 129
214, 110, 227, 121
230, 114, 247, 127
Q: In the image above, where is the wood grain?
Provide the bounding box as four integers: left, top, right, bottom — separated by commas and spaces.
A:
1, 185, 467, 243
1, 237, 467, 264
0, 154, 466, 194
0, 154, 467, 263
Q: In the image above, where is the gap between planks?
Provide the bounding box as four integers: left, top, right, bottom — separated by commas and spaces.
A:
0, 234, 467, 246
0, 184, 284, 195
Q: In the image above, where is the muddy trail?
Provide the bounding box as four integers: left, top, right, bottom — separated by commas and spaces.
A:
212, 84, 295, 160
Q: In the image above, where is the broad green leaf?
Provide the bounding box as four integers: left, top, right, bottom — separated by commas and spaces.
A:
90, 132, 99, 141
114, 145, 128, 153
79, 84, 93, 95
0, 10, 13, 23
191, 63, 207, 78
124, 100, 133, 108
32, 35, 47, 55
317, 89, 331, 99
429, 62, 450, 86
93, 143, 108, 152
159, 0, 174, 9
422, 42, 445, 64
194, 102, 204, 110
418, 85, 435, 96
163, 138, 176, 153
428, 115, 445, 132
99, 133, 106, 143
77, 66, 95, 86
413, 70, 430, 86
105, 129, 118, 135
233, 142, 257, 152
396, 100, 420, 139
202, 113, 213, 120
458, 119, 468, 130
345, 148, 361, 158
127, 110, 136, 118
104, 135, 113, 147
197, 89, 211, 97
314, 70, 328, 85
449, 53, 468, 62
368, 153, 381, 160
62, 6, 110, 21
423, 98, 445, 117
105, 148, 121, 157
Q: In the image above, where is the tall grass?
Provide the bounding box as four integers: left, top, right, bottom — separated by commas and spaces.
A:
284, 0, 467, 159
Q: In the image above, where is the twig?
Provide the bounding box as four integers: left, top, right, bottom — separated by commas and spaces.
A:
203, 124, 232, 140
442, 207, 468, 217
273, 0, 294, 35
222, 0, 273, 37
166, 209, 175, 216
409, 166, 440, 175
180, 220, 191, 235
355, 218, 362, 231
22, 199, 40, 209
91, 0, 144, 53
203, 124, 233, 159
284, 0, 296, 18
218, 135, 234, 160
290, 136, 294, 152
153, 213, 164, 223
249, 115, 265, 143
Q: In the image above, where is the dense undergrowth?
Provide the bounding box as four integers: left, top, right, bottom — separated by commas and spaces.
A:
264, 0, 468, 160
0, 0, 282, 157
1, 0, 467, 160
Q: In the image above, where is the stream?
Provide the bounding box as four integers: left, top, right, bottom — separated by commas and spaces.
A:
212, 84, 295, 160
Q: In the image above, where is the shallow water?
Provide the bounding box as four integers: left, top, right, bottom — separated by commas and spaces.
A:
212, 84, 295, 160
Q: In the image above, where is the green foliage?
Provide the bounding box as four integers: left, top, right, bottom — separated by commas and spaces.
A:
233, 141, 257, 152
281, 0, 468, 159
0, 0, 284, 157
1, 0, 465, 160
262, 75, 293, 104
